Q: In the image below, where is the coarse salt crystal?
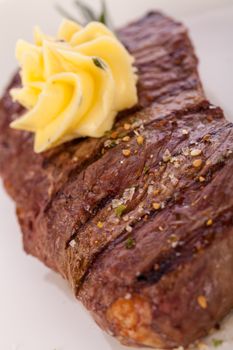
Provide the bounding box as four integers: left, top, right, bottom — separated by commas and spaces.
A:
123, 215, 129, 222
163, 149, 171, 162
123, 187, 135, 202
126, 225, 133, 233
69, 240, 76, 248
182, 147, 190, 156
112, 199, 123, 208
147, 185, 154, 194
190, 149, 202, 157
124, 293, 132, 300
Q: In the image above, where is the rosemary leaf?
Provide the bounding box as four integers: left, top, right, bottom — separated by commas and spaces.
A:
56, 0, 114, 30
99, 0, 114, 29
55, 4, 80, 23
98, 12, 106, 24
74, 0, 96, 22
98, 0, 106, 24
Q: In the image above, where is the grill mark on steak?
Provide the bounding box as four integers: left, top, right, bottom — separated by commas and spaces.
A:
68, 106, 226, 238
135, 204, 233, 286
77, 153, 233, 292
61, 103, 227, 254
62, 108, 205, 244
78, 157, 233, 328
65, 116, 233, 292
118, 12, 203, 108
42, 141, 105, 213
64, 115, 183, 248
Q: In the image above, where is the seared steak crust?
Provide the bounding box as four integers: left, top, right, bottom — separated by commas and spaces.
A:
0, 12, 233, 349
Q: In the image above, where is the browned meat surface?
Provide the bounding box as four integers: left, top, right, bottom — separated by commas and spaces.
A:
0, 11, 233, 349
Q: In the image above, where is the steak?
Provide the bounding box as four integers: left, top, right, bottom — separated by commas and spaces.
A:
0, 11, 233, 349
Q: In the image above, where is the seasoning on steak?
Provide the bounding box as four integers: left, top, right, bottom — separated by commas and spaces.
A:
0, 11, 233, 349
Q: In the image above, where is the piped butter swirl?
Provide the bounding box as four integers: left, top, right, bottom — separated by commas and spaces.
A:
10, 20, 138, 153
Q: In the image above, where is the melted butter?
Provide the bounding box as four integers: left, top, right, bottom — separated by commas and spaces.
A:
11, 20, 138, 153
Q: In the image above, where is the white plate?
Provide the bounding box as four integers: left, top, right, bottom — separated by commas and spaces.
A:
0, 1, 233, 349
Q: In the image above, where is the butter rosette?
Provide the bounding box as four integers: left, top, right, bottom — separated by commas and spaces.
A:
11, 20, 138, 153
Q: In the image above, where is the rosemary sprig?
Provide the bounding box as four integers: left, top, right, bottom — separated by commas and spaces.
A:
74, 0, 96, 22
55, 4, 81, 23
99, 0, 114, 30
56, 0, 114, 29
98, 0, 107, 24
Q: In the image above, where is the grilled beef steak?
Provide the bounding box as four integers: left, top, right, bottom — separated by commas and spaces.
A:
0, 12, 233, 349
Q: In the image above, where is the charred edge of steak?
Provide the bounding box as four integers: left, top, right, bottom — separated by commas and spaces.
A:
135, 206, 233, 286
43, 143, 106, 213
65, 193, 114, 249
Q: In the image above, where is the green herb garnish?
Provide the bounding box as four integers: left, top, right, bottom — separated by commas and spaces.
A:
56, 0, 113, 29
104, 130, 113, 137
108, 141, 117, 148
212, 339, 224, 348
143, 165, 150, 174
115, 204, 126, 217
98, 0, 107, 24
104, 140, 117, 149
93, 57, 105, 70
55, 5, 80, 23
118, 131, 128, 138
74, 0, 96, 22
125, 236, 136, 249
